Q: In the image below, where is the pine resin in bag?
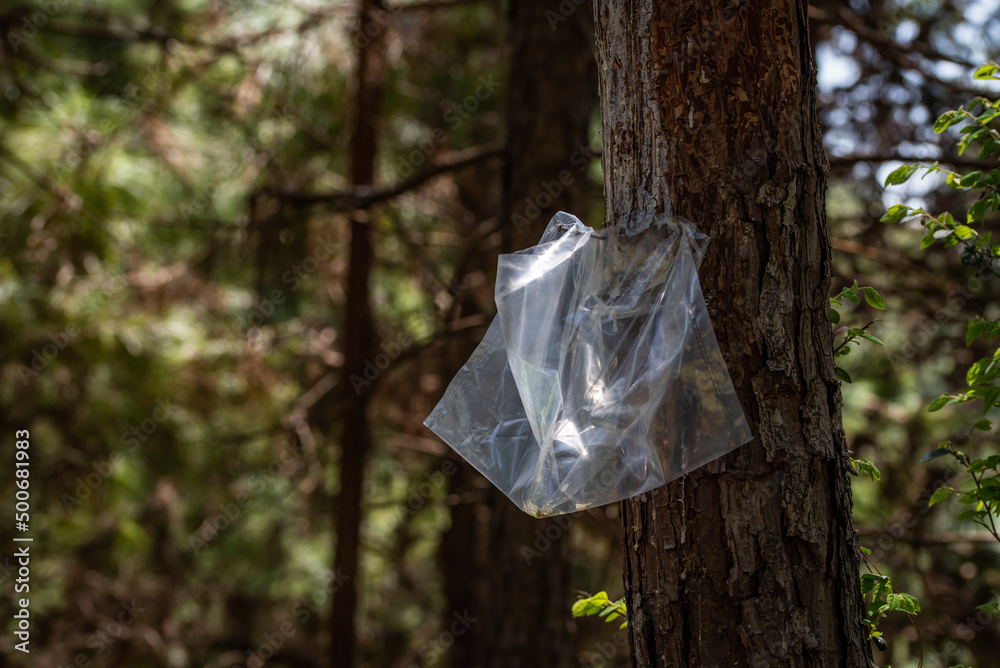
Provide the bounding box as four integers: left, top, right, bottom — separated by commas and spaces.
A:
424, 212, 751, 517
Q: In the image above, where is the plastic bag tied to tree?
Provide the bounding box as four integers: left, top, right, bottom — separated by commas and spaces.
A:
425, 212, 752, 517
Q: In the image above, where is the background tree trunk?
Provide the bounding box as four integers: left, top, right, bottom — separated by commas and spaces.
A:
481, 2, 597, 667
593, 1, 871, 666
329, 1, 386, 666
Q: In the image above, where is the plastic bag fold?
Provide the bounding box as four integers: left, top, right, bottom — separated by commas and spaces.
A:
425, 212, 752, 517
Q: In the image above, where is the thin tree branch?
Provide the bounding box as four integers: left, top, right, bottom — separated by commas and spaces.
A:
808, 5, 984, 96
41, 19, 228, 51
269, 142, 504, 213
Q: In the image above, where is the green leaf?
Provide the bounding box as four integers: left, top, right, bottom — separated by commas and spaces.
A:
863, 287, 886, 310
959, 127, 988, 156
981, 139, 1000, 161
934, 110, 965, 133
954, 225, 976, 240
928, 395, 952, 412
957, 508, 984, 522
880, 204, 909, 223
973, 419, 992, 432
860, 573, 889, 596
975, 601, 1000, 612
884, 164, 920, 186
969, 198, 990, 223
928, 487, 953, 506
974, 63, 1000, 80
968, 459, 990, 473
860, 545, 872, 556
966, 357, 997, 386
983, 387, 1000, 414
836, 366, 852, 384
975, 108, 1000, 124
920, 448, 951, 463
860, 332, 885, 346
844, 289, 860, 305
967, 318, 987, 346
830, 308, 840, 325
572, 592, 611, 618
852, 458, 882, 481
982, 169, 1000, 187
887, 592, 921, 614
959, 171, 984, 188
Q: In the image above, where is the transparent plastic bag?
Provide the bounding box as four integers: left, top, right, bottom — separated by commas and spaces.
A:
425, 212, 752, 517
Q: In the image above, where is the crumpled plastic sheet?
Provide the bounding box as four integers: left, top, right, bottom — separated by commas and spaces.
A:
424, 212, 752, 517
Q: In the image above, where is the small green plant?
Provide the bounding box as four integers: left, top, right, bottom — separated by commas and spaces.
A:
922, 431, 1000, 543
830, 281, 886, 384
571, 591, 628, 629
880, 61, 1000, 548
879, 62, 1000, 269
852, 457, 882, 482
860, 569, 921, 651
850, 457, 922, 656
878, 61, 1000, 664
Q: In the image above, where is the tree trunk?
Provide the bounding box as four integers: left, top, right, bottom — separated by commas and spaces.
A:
593, 1, 871, 666
329, 1, 385, 666
481, 2, 597, 667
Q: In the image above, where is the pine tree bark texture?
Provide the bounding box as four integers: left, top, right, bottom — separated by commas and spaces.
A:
593, 1, 871, 666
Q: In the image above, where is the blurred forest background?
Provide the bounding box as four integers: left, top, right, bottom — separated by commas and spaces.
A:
0, 0, 999, 667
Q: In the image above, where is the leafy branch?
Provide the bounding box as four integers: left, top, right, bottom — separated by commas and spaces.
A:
881, 61, 1000, 642
922, 427, 1000, 545
880, 62, 1000, 279
830, 281, 886, 383
571, 591, 628, 629
851, 457, 922, 657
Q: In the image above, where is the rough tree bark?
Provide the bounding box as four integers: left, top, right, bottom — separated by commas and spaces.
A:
329, 1, 385, 666
593, 1, 871, 666
480, 2, 597, 667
